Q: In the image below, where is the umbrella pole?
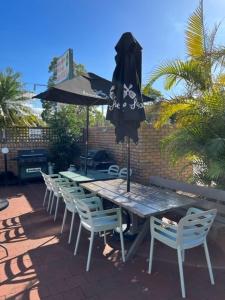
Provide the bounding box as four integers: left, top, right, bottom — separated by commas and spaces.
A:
85, 105, 89, 175
127, 137, 130, 192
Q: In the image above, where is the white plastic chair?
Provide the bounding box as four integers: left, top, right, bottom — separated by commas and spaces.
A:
148, 207, 217, 298
118, 167, 132, 179
74, 198, 125, 271
60, 187, 97, 243
108, 165, 119, 176
50, 178, 78, 221
98, 165, 119, 176
40, 172, 61, 208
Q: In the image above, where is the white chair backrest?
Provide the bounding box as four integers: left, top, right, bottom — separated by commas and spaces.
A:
40, 171, 49, 185
177, 208, 217, 246
108, 165, 119, 176
42, 173, 53, 189
118, 167, 132, 178
50, 178, 69, 191
61, 186, 85, 204
75, 198, 102, 226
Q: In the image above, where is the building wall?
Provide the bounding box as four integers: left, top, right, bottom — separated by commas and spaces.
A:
0, 125, 192, 184
88, 124, 192, 184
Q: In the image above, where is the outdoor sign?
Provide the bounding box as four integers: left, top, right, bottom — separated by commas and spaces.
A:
26, 167, 41, 173
29, 128, 43, 139
55, 48, 74, 84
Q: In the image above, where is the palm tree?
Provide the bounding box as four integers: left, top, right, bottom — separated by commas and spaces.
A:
149, 0, 225, 94
147, 1, 225, 187
0, 68, 42, 128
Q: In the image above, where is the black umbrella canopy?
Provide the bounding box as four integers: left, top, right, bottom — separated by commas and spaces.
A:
34, 72, 111, 105
106, 32, 146, 143
34, 71, 153, 105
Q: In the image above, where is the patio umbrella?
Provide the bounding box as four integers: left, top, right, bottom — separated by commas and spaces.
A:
34, 72, 153, 176
34, 72, 111, 175
106, 32, 146, 192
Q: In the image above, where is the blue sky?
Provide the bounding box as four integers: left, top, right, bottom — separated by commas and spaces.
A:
0, 0, 225, 110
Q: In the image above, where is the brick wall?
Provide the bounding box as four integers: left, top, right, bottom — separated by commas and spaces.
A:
0, 141, 49, 176
0, 126, 192, 184
88, 124, 192, 184
0, 127, 52, 175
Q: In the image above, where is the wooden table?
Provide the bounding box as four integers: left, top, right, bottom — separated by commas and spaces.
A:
59, 170, 118, 184
80, 179, 196, 260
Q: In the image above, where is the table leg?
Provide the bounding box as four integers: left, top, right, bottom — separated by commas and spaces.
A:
126, 218, 149, 261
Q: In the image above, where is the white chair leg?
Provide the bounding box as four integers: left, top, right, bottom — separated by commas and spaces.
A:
148, 236, 154, 274
177, 248, 186, 298
203, 241, 215, 285
119, 229, 125, 263
47, 190, 53, 211
43, 188, 48, 207
74, 222, 82, 255
50, 194, 55, 214
54, 195, 60, 221
61, 208, 67, 234
68, 211, 75, 244
86, 231, 94, 272
182, 249, 185, 262
103, 231, 107, 245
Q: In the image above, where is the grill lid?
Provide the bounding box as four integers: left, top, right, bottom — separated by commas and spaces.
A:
14, 149, 48, 160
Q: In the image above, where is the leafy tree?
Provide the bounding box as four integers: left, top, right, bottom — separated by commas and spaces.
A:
48, 104, 104, 171
0, 68, 42, 128
146, 1, 225, 186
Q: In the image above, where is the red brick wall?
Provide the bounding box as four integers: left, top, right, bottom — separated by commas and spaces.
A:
88, 124, 192, 184
0, 125, 192, 184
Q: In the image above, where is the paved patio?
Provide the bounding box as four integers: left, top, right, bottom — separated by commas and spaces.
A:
0, 182, 225, 300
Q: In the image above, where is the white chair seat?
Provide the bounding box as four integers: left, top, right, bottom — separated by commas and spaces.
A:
82, 216, 118, 232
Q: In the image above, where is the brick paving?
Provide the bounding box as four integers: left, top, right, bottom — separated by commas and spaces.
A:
0, 182, 225, 300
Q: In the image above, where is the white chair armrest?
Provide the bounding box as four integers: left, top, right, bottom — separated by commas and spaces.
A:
81, 197, 103, 210
151, 216, 178, 232
98, 170, 108, 173
49, 174, 61, 178
186, 207, 204, 216
64, 187, 84, 193
90, 207, 120, 217
83, 193, 97, 198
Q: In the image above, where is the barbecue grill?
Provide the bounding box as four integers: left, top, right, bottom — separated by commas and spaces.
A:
80, 149, 115, 170
14, 149, 48, 182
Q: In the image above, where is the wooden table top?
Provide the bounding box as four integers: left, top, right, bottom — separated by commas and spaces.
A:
59, 170, 118, 183
80, 179, 196, 218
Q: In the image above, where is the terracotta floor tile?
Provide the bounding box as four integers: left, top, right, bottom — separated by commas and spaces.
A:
1, 182, 225, 300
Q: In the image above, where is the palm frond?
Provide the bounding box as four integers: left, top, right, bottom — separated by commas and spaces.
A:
185, 1, 205, 58
215, 73, 225, 86
154, 100, 194, 128
206, 22, 221, 54
149, 60, 207, 91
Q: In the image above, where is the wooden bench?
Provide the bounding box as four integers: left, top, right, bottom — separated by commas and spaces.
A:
149, 176, 225, 243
